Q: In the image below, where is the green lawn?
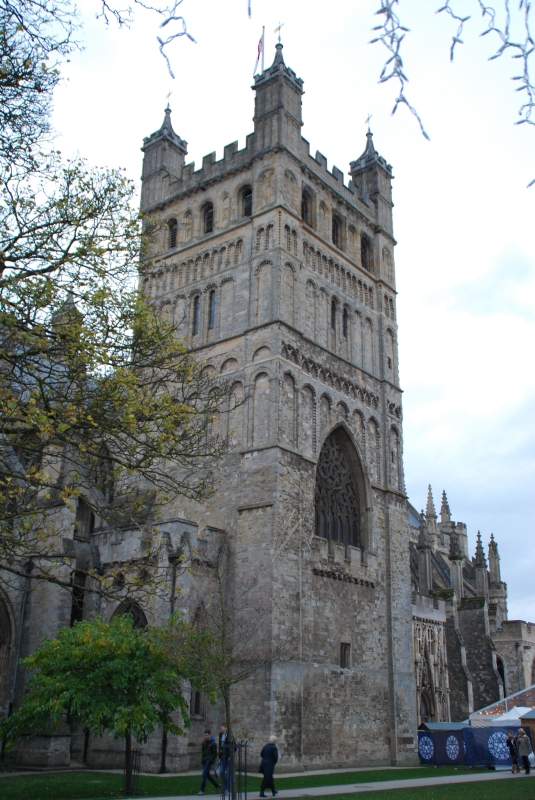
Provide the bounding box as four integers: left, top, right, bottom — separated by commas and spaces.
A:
0, 766, 495, 800
323, 777, 533, 800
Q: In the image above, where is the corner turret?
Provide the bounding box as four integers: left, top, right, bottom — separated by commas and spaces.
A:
349, 129, 394, 237
252, 43, 304, 154
488, 534, 508, 630
140, 106, 188, 210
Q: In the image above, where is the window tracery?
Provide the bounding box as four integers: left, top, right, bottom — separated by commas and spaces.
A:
314, 432, 361, 548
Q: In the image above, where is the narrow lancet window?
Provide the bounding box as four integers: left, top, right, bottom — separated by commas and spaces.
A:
243, 189, 253, 217
332, 218, 339, 247
168, 219, 177, 249
208, 289, 216, 330
192, 295, 200, 335
204, 204, 214, 234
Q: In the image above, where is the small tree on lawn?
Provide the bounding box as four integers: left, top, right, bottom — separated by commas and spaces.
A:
0, 613, 214, 794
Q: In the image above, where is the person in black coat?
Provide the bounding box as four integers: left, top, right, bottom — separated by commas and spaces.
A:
198, 730, 220, 795
506, 730, 520, 773
259, 736, 279, 798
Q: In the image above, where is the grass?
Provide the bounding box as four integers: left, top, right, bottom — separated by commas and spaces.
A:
0, 766, 498, 800
318, 778, 534, 800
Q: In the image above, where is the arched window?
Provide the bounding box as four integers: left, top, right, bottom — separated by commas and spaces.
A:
496, 656, 506, 695
191, 690, 203, 717
361, 235, 372, 271
314, 430, 361, 548
168, 219, 177, 249
203, 203, 214, 234
192, 295, 200, 335
113, 601, 148, 629
332, 217, 339, 247
342, 307, 348, 338
208, 289, 216, 330
74, 499, 94, 540
242, 188, 253, 217
301, 190, 313, 226
331, 299, 336, 331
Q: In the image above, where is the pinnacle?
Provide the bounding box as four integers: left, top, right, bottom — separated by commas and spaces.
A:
364, 129, 377, 157
272, 42, 285, 68
474, 530, 488, 568
160, 105, 174, 134
426, 485, 437, 518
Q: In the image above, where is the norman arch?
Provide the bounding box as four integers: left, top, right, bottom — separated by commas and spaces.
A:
314, 426, 371, 551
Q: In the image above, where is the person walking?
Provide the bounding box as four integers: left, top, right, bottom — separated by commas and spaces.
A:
259, 735, 279, 798
517, 728, 533, 775
507, 730, 520, 773
198, 730, 220, 796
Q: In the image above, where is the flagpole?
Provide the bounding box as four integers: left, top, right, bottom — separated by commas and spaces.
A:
261, 25, 265, 71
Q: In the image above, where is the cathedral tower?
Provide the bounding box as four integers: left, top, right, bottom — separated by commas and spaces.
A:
138, 44, 416, 768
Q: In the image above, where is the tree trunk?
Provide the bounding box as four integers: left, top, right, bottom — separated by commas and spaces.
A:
124, 728, 133, 795
223, 691, 236, 800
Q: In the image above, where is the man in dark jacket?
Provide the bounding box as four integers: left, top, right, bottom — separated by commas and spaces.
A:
259, 735, 279, 798
198, 730, 220, 796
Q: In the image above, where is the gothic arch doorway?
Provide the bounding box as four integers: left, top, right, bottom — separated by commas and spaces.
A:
419, 691, 432, 724
314, 427, 367, 549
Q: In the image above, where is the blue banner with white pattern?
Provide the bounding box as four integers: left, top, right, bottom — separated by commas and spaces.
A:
418, 726, 532, 767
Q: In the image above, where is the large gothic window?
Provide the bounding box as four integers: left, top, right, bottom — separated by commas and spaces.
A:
314, 431, 361, 548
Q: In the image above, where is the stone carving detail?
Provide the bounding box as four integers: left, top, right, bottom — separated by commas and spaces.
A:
414, 619, 449, 723
312, 563, 375, 587
314, 433, 360, 548
303, 240, 374, 308
280, 341, 382, 411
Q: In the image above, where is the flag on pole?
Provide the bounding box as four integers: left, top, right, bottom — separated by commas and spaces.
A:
254, 29, 264, 75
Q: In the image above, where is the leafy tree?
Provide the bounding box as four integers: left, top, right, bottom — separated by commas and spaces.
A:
0, 613, 215, 793
0, 0, 232, 601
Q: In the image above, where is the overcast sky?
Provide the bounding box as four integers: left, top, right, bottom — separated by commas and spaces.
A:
52, 0, 534, 622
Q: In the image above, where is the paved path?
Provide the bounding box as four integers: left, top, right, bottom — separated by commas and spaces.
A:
142, 770, 534, 799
